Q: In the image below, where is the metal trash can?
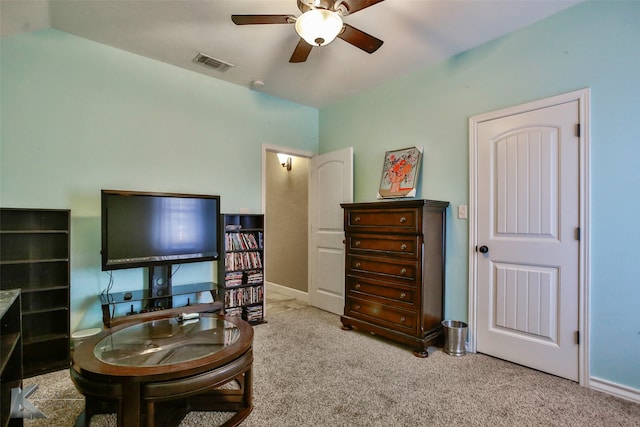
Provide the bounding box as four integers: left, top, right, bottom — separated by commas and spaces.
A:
441, 320, 468, 356
71, 327, 101, 349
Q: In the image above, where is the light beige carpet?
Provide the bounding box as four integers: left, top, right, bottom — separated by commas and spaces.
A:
24, 296, 640, 426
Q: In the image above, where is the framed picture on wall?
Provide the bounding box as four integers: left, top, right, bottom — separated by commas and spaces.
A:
377, 146, 423, 199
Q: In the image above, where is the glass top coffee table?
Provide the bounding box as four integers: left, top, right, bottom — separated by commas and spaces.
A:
94, 315, 241, 366
71, 313, 253, 427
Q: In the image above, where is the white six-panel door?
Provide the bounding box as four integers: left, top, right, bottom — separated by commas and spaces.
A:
474, 99, 582, 381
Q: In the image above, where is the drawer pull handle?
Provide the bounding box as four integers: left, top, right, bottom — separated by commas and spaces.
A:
400, 268, 407, 275
400, 293, 406, 299
354, 240, 361, 247
400, 317, 406, 322
354, 305, 361, 310
355, 284, 361, 290
400, 243, 407, 250
400, 216, 407, 223
354, 216, 361, 223
355, 262, 362, 269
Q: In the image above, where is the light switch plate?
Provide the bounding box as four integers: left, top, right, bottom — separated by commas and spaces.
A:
458, 205, 468, 219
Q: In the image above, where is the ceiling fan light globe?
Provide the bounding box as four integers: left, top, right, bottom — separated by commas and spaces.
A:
295, 9, 343, 47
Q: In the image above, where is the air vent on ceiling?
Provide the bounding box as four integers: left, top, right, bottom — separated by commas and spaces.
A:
192, 53, 234, 72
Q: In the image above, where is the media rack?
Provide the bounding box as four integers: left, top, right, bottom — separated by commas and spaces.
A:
219, 214, 265, 324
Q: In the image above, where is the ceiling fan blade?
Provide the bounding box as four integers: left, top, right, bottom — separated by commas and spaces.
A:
339, 0, 385, 15
338, 24, 383, 54
289, 39, 313, 63
231, 15, 294, 25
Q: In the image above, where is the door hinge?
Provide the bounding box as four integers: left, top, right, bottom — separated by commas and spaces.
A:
575, 227, 580, 241
575, 330, 580, 345
576, 123, 581, 137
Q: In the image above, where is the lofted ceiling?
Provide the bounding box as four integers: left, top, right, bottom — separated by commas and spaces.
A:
1, 0, 582, 108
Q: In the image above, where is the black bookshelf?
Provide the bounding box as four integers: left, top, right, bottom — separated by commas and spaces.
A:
0, 208, 70, 378
219, 214, 265, 324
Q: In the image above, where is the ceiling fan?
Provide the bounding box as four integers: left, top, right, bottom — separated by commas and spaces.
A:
231, 0, 385, 63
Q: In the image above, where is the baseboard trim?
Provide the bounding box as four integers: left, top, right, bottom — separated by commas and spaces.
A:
265, 281, 309, 304
590, 376, 640, 403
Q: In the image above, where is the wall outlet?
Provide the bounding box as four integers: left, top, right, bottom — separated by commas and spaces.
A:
239, 207, 250, 214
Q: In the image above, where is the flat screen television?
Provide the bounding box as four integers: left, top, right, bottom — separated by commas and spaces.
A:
101, 189, 220, 272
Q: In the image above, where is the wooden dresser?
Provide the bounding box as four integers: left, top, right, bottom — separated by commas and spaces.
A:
340, 199, 449, 357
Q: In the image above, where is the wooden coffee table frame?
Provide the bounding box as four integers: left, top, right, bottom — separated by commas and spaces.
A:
71, 313, 254, 427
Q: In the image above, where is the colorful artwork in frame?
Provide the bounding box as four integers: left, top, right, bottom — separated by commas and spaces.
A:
377, 146, 423, 199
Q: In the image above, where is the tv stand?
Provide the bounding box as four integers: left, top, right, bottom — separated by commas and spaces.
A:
100, 282, 222, 327
148, 265, 172, 309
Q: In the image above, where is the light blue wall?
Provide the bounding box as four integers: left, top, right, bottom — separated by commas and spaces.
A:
320, 1, 640, 390
1, 29, 318, 331
2, 1, 639, 393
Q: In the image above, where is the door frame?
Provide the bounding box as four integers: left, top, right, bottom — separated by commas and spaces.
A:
468, 88, 591, 386
261, 144, 314, 303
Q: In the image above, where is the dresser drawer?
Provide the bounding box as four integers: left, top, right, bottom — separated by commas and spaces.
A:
347, 255, 419, 282
346, 275, 417, 307
346, 234, 420, 258
345, 297, 416, 333
345, 208, 420, 233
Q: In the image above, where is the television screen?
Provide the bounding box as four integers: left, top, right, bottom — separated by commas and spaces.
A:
101, 190, 220, 270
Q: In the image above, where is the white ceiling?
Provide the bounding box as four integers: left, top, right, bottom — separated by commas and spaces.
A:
1, 0, 582, 108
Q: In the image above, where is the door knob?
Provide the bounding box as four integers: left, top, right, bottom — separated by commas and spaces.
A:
478, 245, 489, 254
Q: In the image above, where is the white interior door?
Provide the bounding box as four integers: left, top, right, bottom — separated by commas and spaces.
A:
308, 147, 353, 314
475, 100, 581, 381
